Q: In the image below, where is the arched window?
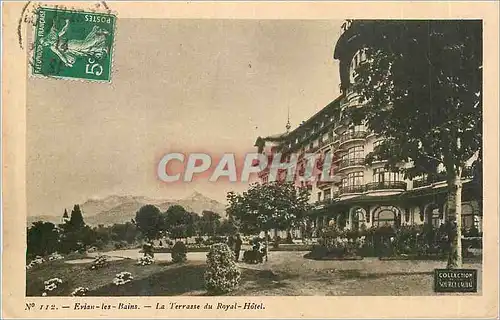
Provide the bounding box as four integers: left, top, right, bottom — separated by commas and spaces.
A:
373, 206, 401, 227
373, 139, 383, 150
351, 208, 366, 230
461, 202, 480, 231
349, 49, 367, 83
377, 210, 395, 226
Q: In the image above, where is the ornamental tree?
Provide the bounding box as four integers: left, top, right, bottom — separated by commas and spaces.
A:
347, 20, 482, 268
226, 181, 312, 261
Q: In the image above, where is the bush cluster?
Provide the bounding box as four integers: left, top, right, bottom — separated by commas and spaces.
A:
204, 243, 241, 294
171, 241, 187, 263
309, 224, 481, 259
89, 255, 109, 270
136, 255, 155, 266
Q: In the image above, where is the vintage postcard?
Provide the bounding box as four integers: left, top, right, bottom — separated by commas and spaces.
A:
2, 1, 499, 319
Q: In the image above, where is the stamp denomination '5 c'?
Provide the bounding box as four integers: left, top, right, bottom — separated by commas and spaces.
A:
32, 7, 116, 82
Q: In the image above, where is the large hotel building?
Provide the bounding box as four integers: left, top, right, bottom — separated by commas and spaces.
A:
254, 20, 482, 237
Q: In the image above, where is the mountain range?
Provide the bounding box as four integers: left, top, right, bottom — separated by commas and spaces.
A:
27, 192, 227, 227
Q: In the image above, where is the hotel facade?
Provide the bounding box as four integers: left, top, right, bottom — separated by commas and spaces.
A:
254, 20, 482, 237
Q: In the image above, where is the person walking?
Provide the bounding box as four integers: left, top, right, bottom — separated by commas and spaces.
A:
234, 234, 243, 262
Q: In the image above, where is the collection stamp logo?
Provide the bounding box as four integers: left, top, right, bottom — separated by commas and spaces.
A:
32, 6, 116, 82
434, 269, 478, 293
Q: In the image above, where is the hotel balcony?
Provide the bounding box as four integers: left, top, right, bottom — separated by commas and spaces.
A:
316, 179, 331, 189
365, 181, 407, 192
337, 157, 365, 171
318, 137, 335, 150
411, 166, 474, 189
412, 179, 431, 189
316, 175, 342, 189
338, 131, 367, 147
339, 185, 365, 195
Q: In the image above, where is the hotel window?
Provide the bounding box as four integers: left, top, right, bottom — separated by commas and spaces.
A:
349, 50, 365, 83
350, 124, 366, 133
342, 171, 364, 187
324, 189, 331, 200
317, 192, 322, 202
348, 146, 364, 160
373, 168, 400, 183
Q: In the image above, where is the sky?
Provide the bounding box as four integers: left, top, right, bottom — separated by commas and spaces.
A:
27, 19, 343, 216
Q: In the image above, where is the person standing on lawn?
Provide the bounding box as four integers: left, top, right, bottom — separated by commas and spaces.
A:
234, 234, 243, 262
228, 234, 235, 252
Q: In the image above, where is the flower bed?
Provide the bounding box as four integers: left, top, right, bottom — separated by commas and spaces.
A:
113, 272, 133, 286
48, 252, 64, 261
26, 256, 45, 270
136, 255, 155, 266
71, 287, 89, 296
42, 277, 63, 296
89, 255, 109, 270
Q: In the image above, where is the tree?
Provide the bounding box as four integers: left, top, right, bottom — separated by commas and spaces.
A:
226, 182, 312, 260
348, 20, 482, 268
62, 209, 69, 222
163, 205, 196, 240
217, 219, 238, 236
57, 204, 96, 253
200, 210, 222, 236
110, 222, 138, 244
68, 204, 85, 231
186, 212, 200, 239
27, 221, 60, 257
134, 205, 162, 241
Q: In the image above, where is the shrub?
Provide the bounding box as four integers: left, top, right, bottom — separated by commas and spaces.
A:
195, 237, 204, 245
243, 249, 265, 264
113, 272, 133, 286
71, 287, 89, 296
114, 241, 128, 250
26, 256, 45, 270
171, 241, 187, 263
48, 252, 64, 261
42, 278, 63, 296
89, 255, 109, 270
136, 255, 155, 266
204, 243, 241, 294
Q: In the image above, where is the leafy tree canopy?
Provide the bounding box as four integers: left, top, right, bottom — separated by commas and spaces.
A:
134, 204, 162, 241
226, 182, 312, 235
348, 20, 481, 181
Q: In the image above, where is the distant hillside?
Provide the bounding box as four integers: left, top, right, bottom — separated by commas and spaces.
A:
27, 192, 227, 227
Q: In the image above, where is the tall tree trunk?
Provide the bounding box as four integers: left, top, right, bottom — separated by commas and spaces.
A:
447, 168, 463, 269
264, 230, 269, 262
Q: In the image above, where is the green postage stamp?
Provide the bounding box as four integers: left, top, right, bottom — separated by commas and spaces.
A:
32, 7, 116, 82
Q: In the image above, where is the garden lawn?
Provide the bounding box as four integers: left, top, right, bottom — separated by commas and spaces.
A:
26, 251, 482, 296
26, 258, 205, 296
